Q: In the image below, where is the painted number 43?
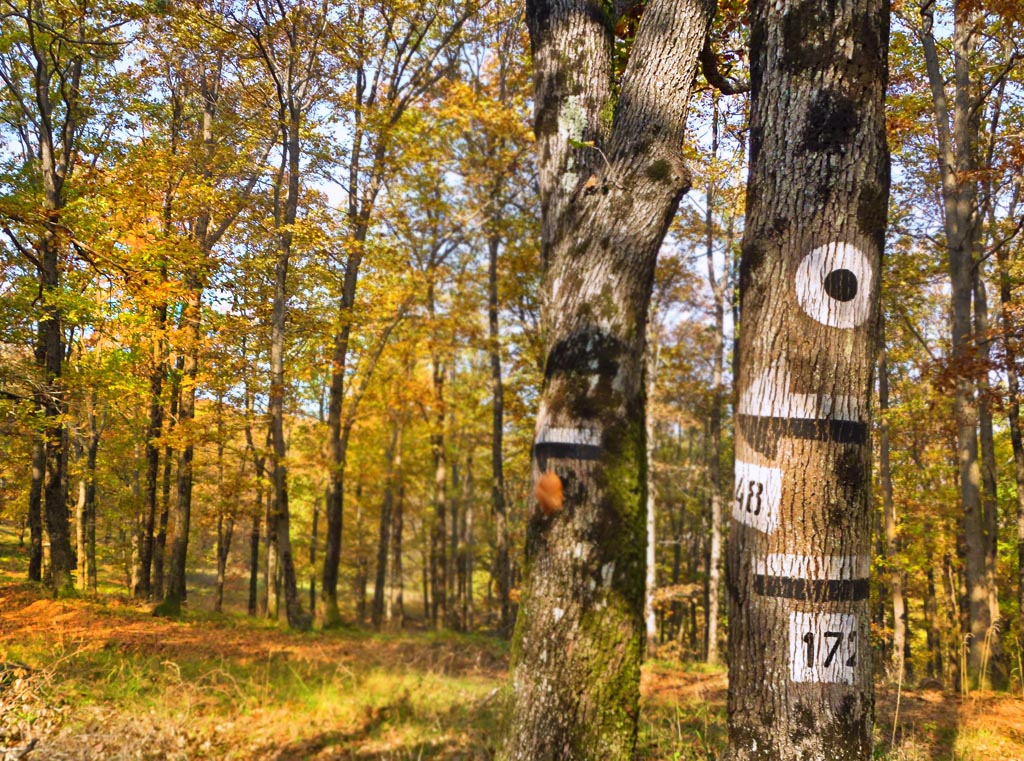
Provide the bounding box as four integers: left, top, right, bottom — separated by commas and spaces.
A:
789, 611, 859, 684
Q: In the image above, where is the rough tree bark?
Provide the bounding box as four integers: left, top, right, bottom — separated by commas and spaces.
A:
726, 0, 889, 757
499, 0, 713, 755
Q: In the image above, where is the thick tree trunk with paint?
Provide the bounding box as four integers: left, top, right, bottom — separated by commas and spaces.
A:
919, 1, 1004, 689
725, 0, 889, 757
500, 0, 712, 755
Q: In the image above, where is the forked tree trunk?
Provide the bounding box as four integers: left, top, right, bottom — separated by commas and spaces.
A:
500, 0, 713, 755
726, 0, 889, 757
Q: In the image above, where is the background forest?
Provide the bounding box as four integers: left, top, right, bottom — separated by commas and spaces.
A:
1, 0, 1024, 757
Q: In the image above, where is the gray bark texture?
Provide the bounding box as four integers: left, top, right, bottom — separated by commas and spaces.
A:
499, 0, 713, 757
725, 0, 889, 758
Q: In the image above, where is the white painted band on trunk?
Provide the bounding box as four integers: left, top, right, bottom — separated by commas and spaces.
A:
732, 459, 782, 534
754, 554, 870, 580
795, 242, 873, 329
738, 359, 864, 421
535, 426, 602, 446
789, 610, 859, 685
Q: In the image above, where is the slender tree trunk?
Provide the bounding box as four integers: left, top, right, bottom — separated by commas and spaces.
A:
501, 0, 712, 753
157, 282, 201, 616
28, 437, 44, 582
214, 514, 234, 613
644, 340, 659, 657
488, 230, 512, 636
429, 328, 448, 629
137, 302, 167, 599
390, 482, 405, 628
267, 110, 305, 630
726, 0, 889, 756
704, 100, 725, 666
373, 418, 402, 629
995, 229, 1024, 650
879, 338, 908, 680
153, 354, 182, 600
249, 512, 261, 617
920, 0, 1002, 689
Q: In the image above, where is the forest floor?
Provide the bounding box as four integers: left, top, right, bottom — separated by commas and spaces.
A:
1, 523, 1023, 759
2, 584, 1023, 760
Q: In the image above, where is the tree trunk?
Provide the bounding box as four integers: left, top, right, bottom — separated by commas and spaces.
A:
488, 229, 513, 636
920, 0, 1001, 690
248, 512, 261, 617
214, 514, 234, 613
995, 226, 1024, 653
28, 437, 44, 582
373, 418, 402, 629
725, 0, 889, 756
704, 99, 725, 666
430, 334, 448, 629
157, 282, 201, 616
267, 106, 305, 630
501, 0, 712, 754
644, 340, 659, 657
136, 301, 167, 599
153, 354, 183, 600
390, 482, 405, 628
879, 338, 908, 681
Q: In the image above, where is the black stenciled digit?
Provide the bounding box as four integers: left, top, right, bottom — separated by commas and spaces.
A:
823, 632, 843, 667
802, 632, 814, 666
846, 630, 857, 667
747, 481, 764, 516
735, 480, 744, 513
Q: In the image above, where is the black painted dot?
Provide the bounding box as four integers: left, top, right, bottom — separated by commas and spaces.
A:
824, 269, 858, 302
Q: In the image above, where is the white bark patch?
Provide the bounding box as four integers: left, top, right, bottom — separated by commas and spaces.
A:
553, 607, 564, 622
755, 554, 870, 580
536, 427, 602, 446
795, 242, 873, 329
601, 562, 615, 589
738, 358, 864, 421
732, 459, 783, 533
788, 611, 859, 684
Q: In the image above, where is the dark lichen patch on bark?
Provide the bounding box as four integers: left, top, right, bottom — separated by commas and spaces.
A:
545, 329, 625, 382
645, 158, 672, 183
836, 447, 868, 507
739, 241, 766, 296
789, 701, 816, 745
857, 179, 888, 248
803, 90, 859, 153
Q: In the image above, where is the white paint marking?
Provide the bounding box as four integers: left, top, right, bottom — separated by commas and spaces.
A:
553, 607, 564, 623
535, 426, 602, 447
789, 611, 859, 684
738, 358, 864, 421
732, 459, 782, 534
754, 554, 870, 580
795, 242, 873, 329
